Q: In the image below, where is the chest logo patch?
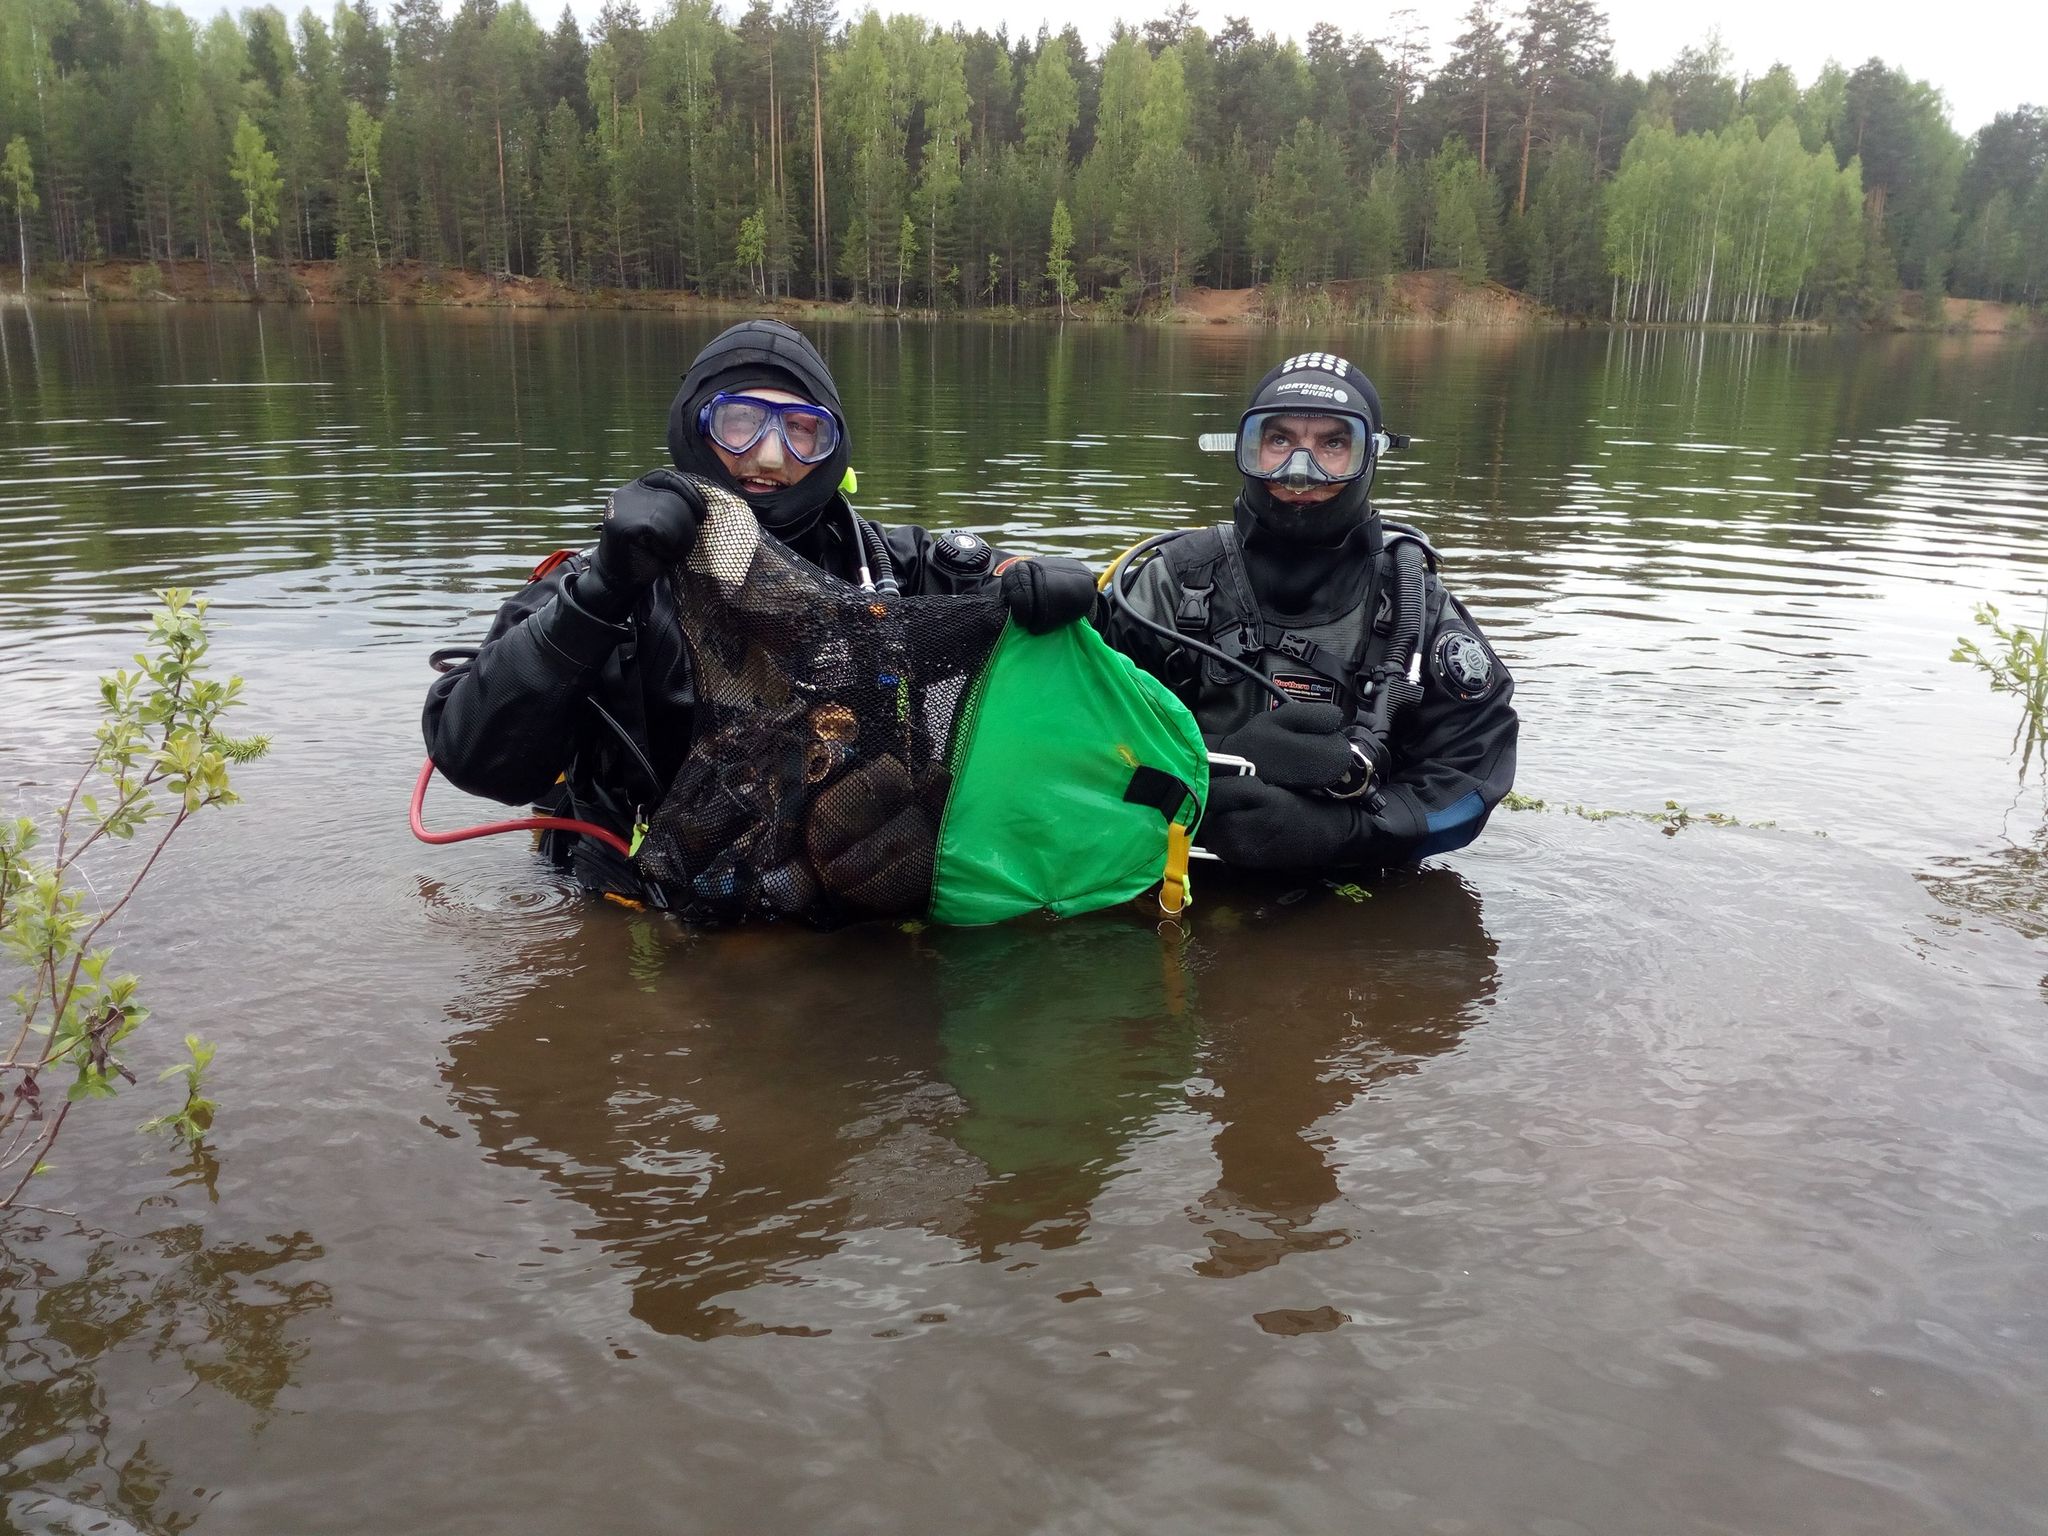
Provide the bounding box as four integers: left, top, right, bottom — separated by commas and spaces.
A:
1267, 672, 1338, 706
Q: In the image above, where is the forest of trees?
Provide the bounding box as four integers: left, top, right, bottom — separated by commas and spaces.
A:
2, 0, 2044, 319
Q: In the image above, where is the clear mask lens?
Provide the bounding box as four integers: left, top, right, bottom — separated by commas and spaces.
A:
1235, 410, 1372, 484
703, 394, 840, 464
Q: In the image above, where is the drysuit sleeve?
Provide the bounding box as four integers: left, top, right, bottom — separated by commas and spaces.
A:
1346, 585, 1517, 866
421, 555, 631, 805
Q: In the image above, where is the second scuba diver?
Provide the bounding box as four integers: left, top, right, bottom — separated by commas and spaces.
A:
422, 319, 1099, 905
1098, 351, 1518, 874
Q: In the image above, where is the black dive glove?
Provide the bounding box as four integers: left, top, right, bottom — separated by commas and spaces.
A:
1215, 701, 1353, 792
1198, 774, 1363, 870
577, 469, 707, 621
999, 556, 1098, 634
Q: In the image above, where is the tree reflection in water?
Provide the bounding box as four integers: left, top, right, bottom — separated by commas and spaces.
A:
0, 1183, 331, 1535
443, 870, 1496, 1340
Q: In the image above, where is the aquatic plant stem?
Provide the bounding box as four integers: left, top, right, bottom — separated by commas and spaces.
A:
2, 1102, 68, 1206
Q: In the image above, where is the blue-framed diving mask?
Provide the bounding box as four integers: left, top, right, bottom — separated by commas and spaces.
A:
696, 392, 843, 465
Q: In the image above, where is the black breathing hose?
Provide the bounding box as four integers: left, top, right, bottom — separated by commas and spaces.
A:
853, 505, 900, 595
1103, 532, 1291, 710
1354, 534, 1427, 758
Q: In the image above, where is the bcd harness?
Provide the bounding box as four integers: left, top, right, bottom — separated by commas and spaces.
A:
1160, 519, 1437, 733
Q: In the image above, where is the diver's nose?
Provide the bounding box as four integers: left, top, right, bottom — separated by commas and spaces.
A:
753, 426, 786, 471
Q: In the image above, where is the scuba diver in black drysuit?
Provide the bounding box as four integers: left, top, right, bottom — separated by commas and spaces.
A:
422, 320, 1097, 902
1097, 352, 1518, 873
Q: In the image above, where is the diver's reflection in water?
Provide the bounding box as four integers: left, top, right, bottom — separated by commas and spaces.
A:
442, 870, 1494, 1336
443, 922, 952, 1338
1185, 869, 1498, 1277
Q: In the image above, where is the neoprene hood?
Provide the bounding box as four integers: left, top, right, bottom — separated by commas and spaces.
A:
668, 320, 851, 537
1239, 352, 1385, 544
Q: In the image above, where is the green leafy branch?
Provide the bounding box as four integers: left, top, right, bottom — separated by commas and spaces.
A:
1, 591, 266, 1212
1953, 601, 2048, 783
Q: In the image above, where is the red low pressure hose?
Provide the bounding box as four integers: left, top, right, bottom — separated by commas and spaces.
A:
409, 758, 634, 859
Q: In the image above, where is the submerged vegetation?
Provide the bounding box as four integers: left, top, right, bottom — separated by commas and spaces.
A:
0, 0, 2042, 319
1502, 792, 1781, 833
0, 592, 265, 1214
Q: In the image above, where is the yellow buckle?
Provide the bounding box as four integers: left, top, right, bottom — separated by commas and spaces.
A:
1159, 820, 1192, 915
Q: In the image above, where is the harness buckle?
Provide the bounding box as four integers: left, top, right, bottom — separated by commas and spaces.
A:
1275, 630, 1318, 664
1173, 582, 1214, 635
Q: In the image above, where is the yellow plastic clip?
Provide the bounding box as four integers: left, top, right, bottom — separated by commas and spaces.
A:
1159, 820, 1192, 915
839, 466, 860, 496
628, 822, 647, 858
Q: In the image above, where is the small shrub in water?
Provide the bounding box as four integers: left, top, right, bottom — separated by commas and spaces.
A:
1953, 601, 2048, 781
0, 591, 266, 1212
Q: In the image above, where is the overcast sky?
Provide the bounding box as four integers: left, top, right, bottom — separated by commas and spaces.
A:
173, 0, 2044, 136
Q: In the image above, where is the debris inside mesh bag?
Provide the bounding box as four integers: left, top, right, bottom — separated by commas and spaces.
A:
635, 477, 1008, 925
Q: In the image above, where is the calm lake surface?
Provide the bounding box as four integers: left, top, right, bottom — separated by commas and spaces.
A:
3, 307, 2047, 1534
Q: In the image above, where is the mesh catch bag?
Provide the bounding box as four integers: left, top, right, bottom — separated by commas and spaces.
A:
636, 475, 1207, 928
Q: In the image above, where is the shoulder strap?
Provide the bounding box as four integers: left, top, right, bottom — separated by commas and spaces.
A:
1210, 522, 1265, 633
1156, 524, 1231, 638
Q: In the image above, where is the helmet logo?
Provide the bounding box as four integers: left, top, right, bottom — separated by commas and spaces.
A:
1273, 381, 1349, 402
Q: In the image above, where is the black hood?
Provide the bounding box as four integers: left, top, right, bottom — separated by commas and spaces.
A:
1238, 352, 1384, 544
666, 320, 850, 539
1233, 495, 1380, 624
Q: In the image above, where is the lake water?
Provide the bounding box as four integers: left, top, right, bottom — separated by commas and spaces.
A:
3, 307, 2047, 1535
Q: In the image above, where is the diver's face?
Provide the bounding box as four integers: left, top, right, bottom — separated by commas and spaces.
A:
1256, 413, 1352, 504
707, 387, 825, 496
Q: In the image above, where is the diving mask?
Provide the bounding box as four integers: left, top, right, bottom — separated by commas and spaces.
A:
1199, 413, 1397, 492
697, 392, 842, 465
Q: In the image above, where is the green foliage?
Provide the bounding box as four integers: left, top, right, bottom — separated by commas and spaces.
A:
3, 135, 36, 288
736, 209, 766, 294
1953, 602, 2048, 782
1606, 118, 1864, 323
1113, 45, 1210, 306
228, 112, 281, 290
894, 212, 917, 307
1252, 119, 1350, 288
1425, 137, 1492, 281
344, 101, 383, 270
1046, 196, 1075, 313
1355, 157, 1405, 287
1523, 138, 1603, 311
1019, 39, 1079, 164
1, 591, 266, 1211
0, 0, 2031, 316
